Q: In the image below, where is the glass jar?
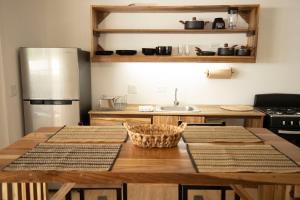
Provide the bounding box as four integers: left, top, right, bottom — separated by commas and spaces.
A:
228, 7, 238, 29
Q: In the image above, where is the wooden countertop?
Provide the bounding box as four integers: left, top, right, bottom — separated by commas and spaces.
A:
89, 104, 265, 117
0, 127, 299, 185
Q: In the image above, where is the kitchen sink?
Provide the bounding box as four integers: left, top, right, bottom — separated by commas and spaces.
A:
156, 105, 199, 112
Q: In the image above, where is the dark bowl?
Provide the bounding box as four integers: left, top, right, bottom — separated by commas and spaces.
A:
116, 50, 137, 56
95, 50, 114, 55
142, 48, 156, 56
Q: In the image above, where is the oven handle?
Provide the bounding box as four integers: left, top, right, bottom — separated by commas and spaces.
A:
278, 130, 300, 135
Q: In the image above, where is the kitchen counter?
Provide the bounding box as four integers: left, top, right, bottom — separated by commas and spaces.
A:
89, 104, 265, 116
89, 104, 265, 128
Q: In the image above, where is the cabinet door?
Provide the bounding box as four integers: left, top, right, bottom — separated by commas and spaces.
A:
152, 116, 179, 125
90, 114, 152, 126
179, 116, 205, 124
205, 117, 243, 126
127, 184, 178, 200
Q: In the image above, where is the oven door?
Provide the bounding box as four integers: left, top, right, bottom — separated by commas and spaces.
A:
271, 129, 300, 147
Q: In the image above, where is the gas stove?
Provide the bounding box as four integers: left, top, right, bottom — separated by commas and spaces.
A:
262, 107, 300, 116
254, 94, 300, 148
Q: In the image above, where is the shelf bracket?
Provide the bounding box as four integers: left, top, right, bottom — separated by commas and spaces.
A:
247, 30, 256, 37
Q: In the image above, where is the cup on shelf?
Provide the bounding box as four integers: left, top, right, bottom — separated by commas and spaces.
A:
156, 46, 172, 55
178, 44, 190, 56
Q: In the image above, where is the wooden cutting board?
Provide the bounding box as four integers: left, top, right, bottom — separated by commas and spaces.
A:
220, 105, 254, 112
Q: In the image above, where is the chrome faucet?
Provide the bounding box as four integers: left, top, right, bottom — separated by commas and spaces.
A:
174, 88, 179, 106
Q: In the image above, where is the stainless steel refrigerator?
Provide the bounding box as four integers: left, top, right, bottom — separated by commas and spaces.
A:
20, 48, 91, 134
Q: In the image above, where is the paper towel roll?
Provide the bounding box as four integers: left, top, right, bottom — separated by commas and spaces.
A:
205, 67, 233, 79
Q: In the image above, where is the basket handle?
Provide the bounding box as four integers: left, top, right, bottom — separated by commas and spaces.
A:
123, 122, 131, 130
178, 122, 187, 130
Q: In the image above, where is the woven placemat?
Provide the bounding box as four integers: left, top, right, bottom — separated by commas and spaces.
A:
4, 143, 122, 171
183, 126, 262, 143
188, 144, 300, 173
47, 126, 128, 143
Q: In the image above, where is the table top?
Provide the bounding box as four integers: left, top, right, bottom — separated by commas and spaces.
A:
0, 127, 299, 185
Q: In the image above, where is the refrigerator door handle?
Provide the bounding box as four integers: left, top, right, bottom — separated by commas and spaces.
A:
29, 100, 44, 105
29, 100, 75, 105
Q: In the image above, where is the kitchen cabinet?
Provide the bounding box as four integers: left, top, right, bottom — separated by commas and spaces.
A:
90, 114, 152, 125
152, 115, 204, 126
89, 105, 265, 127
91, 5, 259, 63
152, 115, 179, 126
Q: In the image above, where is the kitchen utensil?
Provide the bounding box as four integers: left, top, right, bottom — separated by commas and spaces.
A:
212, 18, 225, 29
228, 7, 239, 29
235, 46, 251, 56
217, 43, 237, 56
116, 50, 137, 55
195, 47, 216, 56
220, 105, 254, 112
95, 50, 114, 55
142, 48, 156, 55
179, 17, 209, 29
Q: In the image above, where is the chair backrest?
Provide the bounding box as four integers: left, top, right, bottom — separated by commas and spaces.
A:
1, 182, 48, 200
178, 120, 226, 126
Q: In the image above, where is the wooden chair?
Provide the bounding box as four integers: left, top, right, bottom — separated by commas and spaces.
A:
178, 120, 240, 200
1, 182, 48, 200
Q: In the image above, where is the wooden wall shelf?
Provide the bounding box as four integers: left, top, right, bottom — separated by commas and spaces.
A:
92, 55, 256, 63
91, 5, 259, 63
92, 5, 259, 12
93, 28, 253, 34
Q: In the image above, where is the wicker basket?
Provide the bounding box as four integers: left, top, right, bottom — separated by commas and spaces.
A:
123, 122, 187, 148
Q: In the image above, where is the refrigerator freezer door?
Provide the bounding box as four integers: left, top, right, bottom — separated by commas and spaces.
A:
20, 48, 80, 99
23, 100, 80, 134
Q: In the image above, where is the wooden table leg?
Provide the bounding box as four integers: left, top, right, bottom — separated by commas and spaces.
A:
50, 183, 75, 200
294, 185, 300, 199
230, 185, 254, 200
258, 185, 286, 200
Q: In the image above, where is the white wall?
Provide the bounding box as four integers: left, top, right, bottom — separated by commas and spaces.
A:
0, 0, 45, 146
0, 34, 10, 148
33, 0, 300, 107
0, 0, 299, 144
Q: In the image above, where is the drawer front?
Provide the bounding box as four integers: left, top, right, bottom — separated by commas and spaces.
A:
179, 116, 205, 124
152, 116, 179, 126
205, 117, 244, 126
91, 117, 152, 126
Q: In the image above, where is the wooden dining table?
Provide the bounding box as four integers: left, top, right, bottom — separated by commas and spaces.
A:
0, 127, 300, 200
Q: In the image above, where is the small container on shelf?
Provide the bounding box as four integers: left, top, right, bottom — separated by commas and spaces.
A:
228, 7, 239, 29
212, 18, 225, 29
